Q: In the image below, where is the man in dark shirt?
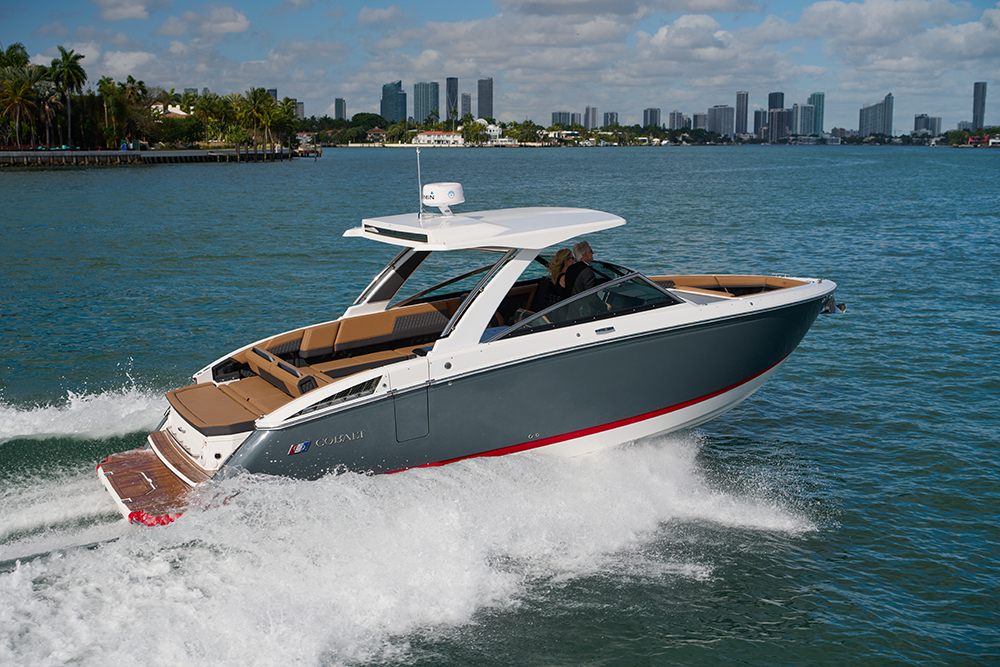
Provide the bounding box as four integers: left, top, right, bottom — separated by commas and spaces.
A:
565, 241, 597, 296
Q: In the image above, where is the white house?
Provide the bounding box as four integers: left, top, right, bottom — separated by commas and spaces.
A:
413, 131, 464, 146
151, 103, 188, 118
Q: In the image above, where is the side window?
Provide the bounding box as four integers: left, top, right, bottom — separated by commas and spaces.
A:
498, 275, 682, 339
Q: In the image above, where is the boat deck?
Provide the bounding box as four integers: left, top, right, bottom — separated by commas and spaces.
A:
99, 448, 195, 518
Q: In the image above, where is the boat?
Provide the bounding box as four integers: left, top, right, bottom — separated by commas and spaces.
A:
98, 183, 837, 525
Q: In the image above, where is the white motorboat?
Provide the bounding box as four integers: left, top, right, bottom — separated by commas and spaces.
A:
98, 183, 837, 525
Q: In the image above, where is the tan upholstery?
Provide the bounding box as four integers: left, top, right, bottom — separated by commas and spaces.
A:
335, 302, 451, 352
246, 347, 330, 397
167, 384, 261, 436
300, 321, 341, 360
312, 348, 416, 379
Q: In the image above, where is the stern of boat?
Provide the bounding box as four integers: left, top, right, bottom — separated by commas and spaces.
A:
97, 427, 220, 526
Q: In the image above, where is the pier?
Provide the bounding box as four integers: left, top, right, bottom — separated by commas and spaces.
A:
0, 148, 294, 168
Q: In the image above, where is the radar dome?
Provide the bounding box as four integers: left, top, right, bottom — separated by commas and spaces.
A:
422, 183, 464, 215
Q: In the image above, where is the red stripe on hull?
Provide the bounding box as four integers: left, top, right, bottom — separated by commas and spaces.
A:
391, 354, 789, 474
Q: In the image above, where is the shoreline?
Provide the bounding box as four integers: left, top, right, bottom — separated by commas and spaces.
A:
0, 148, 294, 168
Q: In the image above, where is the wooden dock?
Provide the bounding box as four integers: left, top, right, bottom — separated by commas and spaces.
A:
0, 148, 294, 167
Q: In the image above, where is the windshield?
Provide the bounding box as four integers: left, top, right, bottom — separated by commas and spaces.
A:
496, 274, 682, 339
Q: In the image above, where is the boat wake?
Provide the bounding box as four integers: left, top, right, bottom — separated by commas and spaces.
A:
0, 386, 166, 444
0, 432, 815, 666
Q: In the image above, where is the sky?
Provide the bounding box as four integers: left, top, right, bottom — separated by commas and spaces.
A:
3, 0, 998, 131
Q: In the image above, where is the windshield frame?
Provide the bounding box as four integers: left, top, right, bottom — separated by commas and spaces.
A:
487, 272, 682, 342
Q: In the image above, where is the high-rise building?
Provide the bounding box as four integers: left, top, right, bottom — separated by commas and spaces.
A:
768, 108, 789, 142
754, 109, 767, 138
335, 98, 347, 121
478, 78, 493, 119
294, 100, 305, 120
380, 81, 406, 123
736, 91, 748, 135
859, 93, 894, 137
414, 81, 439, 124
973, 82, 987, 130
792, 103, 815, 135
808, 92, 825, 135
768, 92, 784, 110
584, 106, 600, 130
446, 77, 458, 121
266, 88, 278, 101
692, 113, 707, 130
552, 111, 571, 126
604, 112, 618, 127
570, 112, 582, 126
461, 93, 471, 117
643, 108, 661, 128
914, 114, 942, 136
668, 110, 688, 130
707, 105, 735, 137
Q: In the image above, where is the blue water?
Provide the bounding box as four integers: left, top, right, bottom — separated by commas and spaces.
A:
1, 146, 998, 666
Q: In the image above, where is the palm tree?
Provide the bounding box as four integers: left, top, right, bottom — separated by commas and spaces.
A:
35, 79, 62, 147
273, 97, 298, 154
241, 87, 274, 155
49, 46, 87, 148
1, 78, 37, 146
0, 42, 30, 68
179, 90, 198, 114
155, 87, 180, 115
97, 76, 114, 126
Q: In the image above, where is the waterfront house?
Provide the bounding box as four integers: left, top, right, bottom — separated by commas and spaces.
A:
413, 131, 464, 146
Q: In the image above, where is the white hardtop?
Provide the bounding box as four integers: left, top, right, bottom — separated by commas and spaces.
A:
344, 206, 625, 251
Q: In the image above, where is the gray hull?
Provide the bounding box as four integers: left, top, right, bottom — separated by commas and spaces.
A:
225, 296, 825, 478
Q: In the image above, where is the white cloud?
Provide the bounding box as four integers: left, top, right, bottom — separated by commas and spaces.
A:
202, 7, 251, 34
156, 7, 251, 38
494, 0, 760, 17
33, 21, 70, 39
101, 50, 157, 78
359, 4, 409, 26
90, 0, 150, 21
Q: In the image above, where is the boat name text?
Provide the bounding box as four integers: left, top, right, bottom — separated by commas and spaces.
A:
315, 431, 365, 447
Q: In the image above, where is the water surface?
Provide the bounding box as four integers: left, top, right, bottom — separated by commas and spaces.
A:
1, 146, 998, 665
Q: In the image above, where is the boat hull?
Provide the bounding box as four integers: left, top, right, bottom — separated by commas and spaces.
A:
225, 295, 825, 477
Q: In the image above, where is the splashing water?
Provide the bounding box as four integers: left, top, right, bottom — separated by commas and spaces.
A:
0, 386, 166, 444
1, 432, 813, 666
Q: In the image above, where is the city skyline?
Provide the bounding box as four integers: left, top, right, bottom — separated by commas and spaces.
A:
6, 0, 997, 131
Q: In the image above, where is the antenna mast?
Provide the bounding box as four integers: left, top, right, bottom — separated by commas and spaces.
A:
416, 147, 424, 219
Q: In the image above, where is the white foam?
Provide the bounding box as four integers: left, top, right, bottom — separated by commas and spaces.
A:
0, 434, 814, 665
0, 386, 166, 443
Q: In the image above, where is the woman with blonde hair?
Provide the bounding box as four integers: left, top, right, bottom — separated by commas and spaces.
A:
548, 248, 574, 298
531, 248, 574, 311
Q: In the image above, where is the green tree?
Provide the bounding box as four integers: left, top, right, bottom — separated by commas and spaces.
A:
349, 112, 387, 132
241, 87, 275, 154
462, 117, 489, 145
0, 77, 37, 145
49, 46, 87, 148
35, 79, 62, 146
117, 75, 151, 147
386, 119, 409, 143
0, 42, 30, 68
155, 87, 181, 115
506, 119, 542, 144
